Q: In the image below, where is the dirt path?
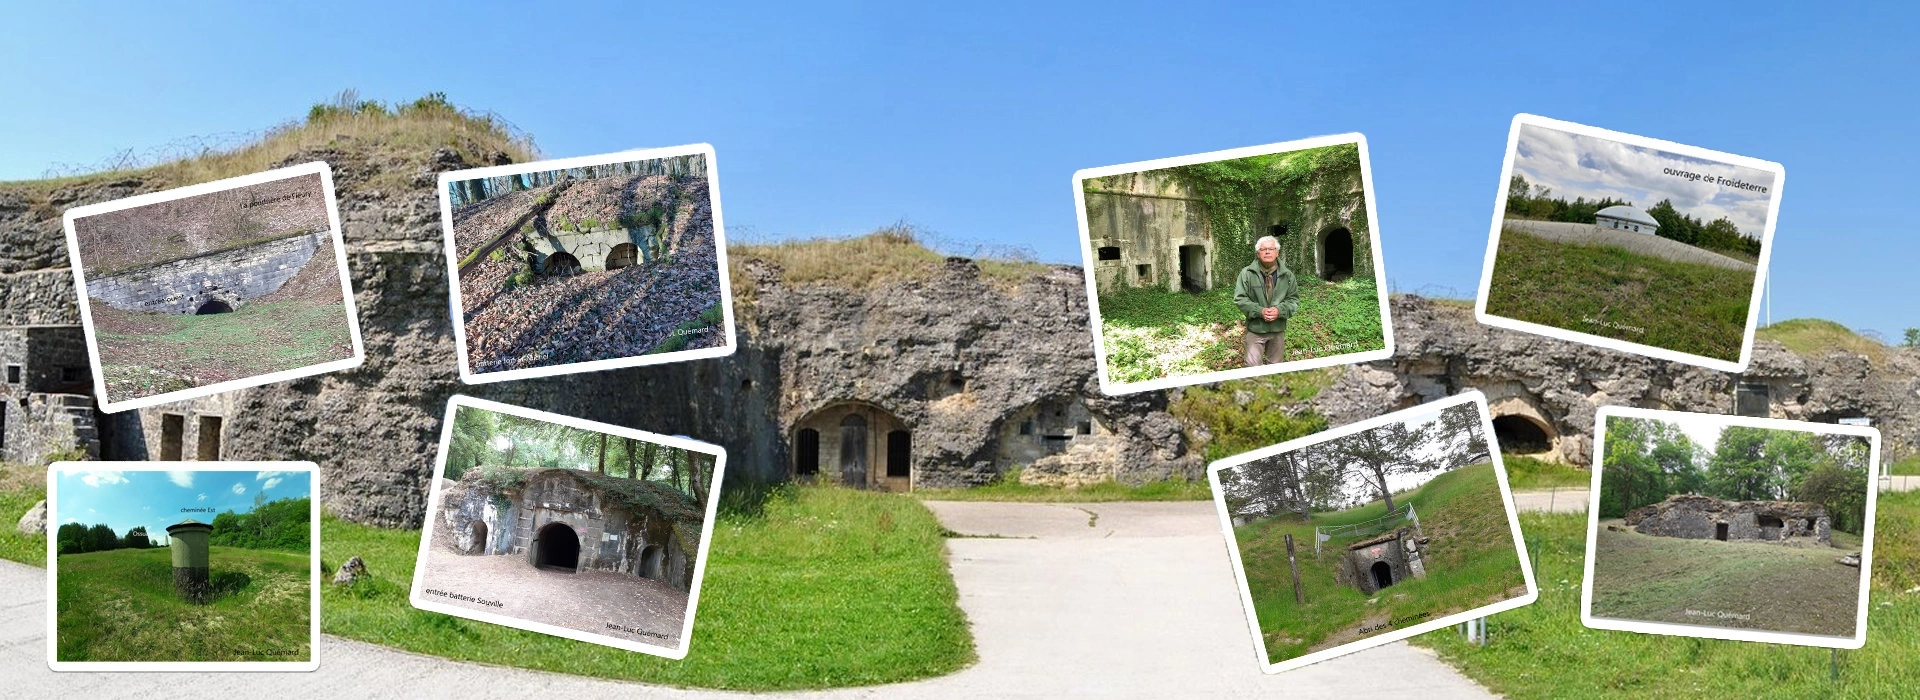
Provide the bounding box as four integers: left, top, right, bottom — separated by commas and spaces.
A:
1, 501, 1494, 698
417, 545, 687, 646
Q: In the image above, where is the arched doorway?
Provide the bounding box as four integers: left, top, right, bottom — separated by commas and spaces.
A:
1492, 415, 1554, 454
1371, 561, 1394, 590
886, 430, 911, 478
607, 243, 639, 270
1317, 227, 1354, 282
464, 521, 488, 554
795, 428, 820, 477
542, 252, 582, 275
839, 414, 869, 487
532, 522, 579, 572
640, 545, 665, 580
195, 299, 233, 315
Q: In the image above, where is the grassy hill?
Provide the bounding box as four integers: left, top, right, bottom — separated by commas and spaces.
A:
1484, 228, 1754, 361
1230, 462, 1527, 662
56, 545, 311, 662
1590, 520, 1863, 636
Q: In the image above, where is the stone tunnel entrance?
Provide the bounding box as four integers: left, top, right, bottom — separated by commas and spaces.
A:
791, 402, 911, 491
607, 243, 639, 270
541, 252, 582, 276
532, 522, 579, 572
1492, 414, 1555, 454
1178, 244, 1208, 292
1317, 227, 1354, 282
465, 521, 488, 554
1371, 561, 1394, 590
640, 544, 664, 580
195, 299, 233, 315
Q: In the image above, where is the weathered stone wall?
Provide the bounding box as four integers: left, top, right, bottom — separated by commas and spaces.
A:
1337, 527, 1427, 595
86, 230, 328, 314
0, 326, 97, 463
1625, 494, 1831, 545
1315, 296, 1920, 465
1, 393, 98, 463
445, 469, 696, 591
1084, 172, 1213, 294
529, 226, 657, 272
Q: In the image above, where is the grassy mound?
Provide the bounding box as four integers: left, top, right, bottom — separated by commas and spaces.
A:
728, 226, 1054, 305
1231, 463, 1527, 662
1757, 318, 1887, 363
323, 485, 972, 690
56, 546, 311, 662
1412, 490, 1920, 697
1484, 228, 1755, 362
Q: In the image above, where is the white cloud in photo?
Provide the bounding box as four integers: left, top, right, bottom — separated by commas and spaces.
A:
167, 470, 194, 488
256, 470, 293, 481
1511, 124, 1776, 237
79, 470, 125, 488
231, 483, 246, 495
262, 477, 283, 490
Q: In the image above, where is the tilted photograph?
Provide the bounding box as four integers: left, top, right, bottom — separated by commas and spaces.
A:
443, 145, 733, 382
1211, 392, 1535, 672
1582, 408, 1877, 647
410, 396, 723, 656
1076, 135, 1391, 394
1476, 115, 1782, 371
63, 163, 362, 410
47, 463, 318, 670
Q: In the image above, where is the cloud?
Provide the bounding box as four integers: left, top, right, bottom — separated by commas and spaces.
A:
197, 493, 207, 501
167, 470, 194, 488
231, 483, 246, 496
262, 477, 283, 490
79, 471, 126, 487
256, 470, 296, 481
1511, 124, 1776, 237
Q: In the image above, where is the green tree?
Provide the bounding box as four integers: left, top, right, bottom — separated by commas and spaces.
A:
86, 523, 119, 552
1904, 328, 1920, 348
1707, 426, 1773, 501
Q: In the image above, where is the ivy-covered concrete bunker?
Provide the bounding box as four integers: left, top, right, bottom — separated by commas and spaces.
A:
1083, 142, 1370, 296
1337, 526, 1430, 594
1626, 494, 1832, 546
440, 467, 704, 591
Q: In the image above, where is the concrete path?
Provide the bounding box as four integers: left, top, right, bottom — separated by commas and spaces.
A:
3, 500, 1496, 699
1881, 475, 1920, 493
1511, 488, 1591, 513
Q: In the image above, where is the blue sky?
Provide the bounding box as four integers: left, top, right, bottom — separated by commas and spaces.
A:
1, 3, 1914, 337
55, 469, 312, 544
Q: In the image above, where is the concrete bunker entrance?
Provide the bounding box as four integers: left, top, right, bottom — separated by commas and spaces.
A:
541, 252, 582, 276
1757, 514, 1784, 539
1716, 522, 1729, 541
532, 522, 579, 572
792, 402, 912, 490
465, 521, 488, 554
607, 243, 639, 270
1317, 227, 1354, 282
1492, 414, 1555, 454
195, 299, 233, 315
1178, 244, 1207, 292
640, 544, 665, 580
1371, 561, 1394, 590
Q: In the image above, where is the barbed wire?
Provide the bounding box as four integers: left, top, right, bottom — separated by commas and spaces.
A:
40, 129, 271, 179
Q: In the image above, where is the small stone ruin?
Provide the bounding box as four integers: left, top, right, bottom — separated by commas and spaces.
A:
1625, 494, 1831, 546
1337, 526, 1430, 595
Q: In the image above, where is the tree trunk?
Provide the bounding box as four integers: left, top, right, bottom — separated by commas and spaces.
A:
1371, 464, 1395, 513
596, 433, 608, 474
625, 438, 637, 479
640, 442, 658, 480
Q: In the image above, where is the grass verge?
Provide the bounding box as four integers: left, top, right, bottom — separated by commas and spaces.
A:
1233, 463, 1527, 662
323, 485, 972, 690
1483, 229, 1753, 362
916, 471, 1212, 502
1411, 489, 1920, 698
0, 462, 48, 566
56, 546, 311, 662
1504, 455, 1592, 491
1889, 455, 1920, 476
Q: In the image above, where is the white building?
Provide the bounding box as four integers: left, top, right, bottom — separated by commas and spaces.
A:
1595, 205, 1659, 235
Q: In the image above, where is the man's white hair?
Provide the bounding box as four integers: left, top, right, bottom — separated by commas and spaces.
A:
1255, 235, 1279, 252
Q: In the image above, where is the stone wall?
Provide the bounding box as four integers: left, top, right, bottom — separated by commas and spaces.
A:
442, 469, 697, 591
528, 225, 657, 272
1084, 171, 1213, 294
0, 325, 97, 463
1625, 494, 1831, 545
1337, 527, 1428, 595
86, 230, 328, 314
1314, 296, 1920, 465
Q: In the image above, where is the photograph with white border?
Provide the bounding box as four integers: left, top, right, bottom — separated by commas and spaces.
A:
409, 395, 725, 658
1581, 407, 1877, 648
441, 144, 735, 384
1209, 390, 1537, 673
61, 162, 364, 413
1475, 114, 1783, 372
46, 462, 320, 672
1074, 134, 1392, 396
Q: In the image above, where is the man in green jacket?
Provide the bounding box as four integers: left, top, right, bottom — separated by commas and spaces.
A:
1233, 235, 1299, 366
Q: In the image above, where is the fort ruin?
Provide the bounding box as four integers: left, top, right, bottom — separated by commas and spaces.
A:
438, 467, 702, 591
1625, 494, 1832, 546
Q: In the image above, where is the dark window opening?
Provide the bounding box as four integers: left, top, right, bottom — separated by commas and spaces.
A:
195, 416, 223, 461
160, 414, 185, 461
1491, 415, 1553, 453
1078, 421, 1092, 435
1134, 264, 1151, 282
1097, 246, 1121, 261
1042, 435, 1071, 455
795, 428, 820, 476
60, 367, 86, 383
1270, 224, 1288, 239
740, 378, 752, 390
533, 522, 580, 572
1371, 561, 1394, 590
886, 430, 911, 478
4, 365, 19, 384
1019, 420, 1033, 436
1757, 515, 1784, 538
195, 300, 233, 315
1715, 523, 1729, 541
1736, 383, 1770, 418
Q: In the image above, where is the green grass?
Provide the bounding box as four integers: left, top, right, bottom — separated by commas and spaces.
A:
644, 303, 726, 355
1484, 229, 1754, 362
915, 470, 1212, 502
1888, 455, 1920, 476
323, 486, 973, 690
0, 462, 47, 566
94, 297, 353, 400
1170, 368, 1336, 461
56, 546, 311, 662
1588, 522, 1862, 636
1098, 276, 1385, 384
1757, 318, 1886, 363
1410, 490, 1920, 698
1504, 455, 1592, 491
1231, 463, 1527, 662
